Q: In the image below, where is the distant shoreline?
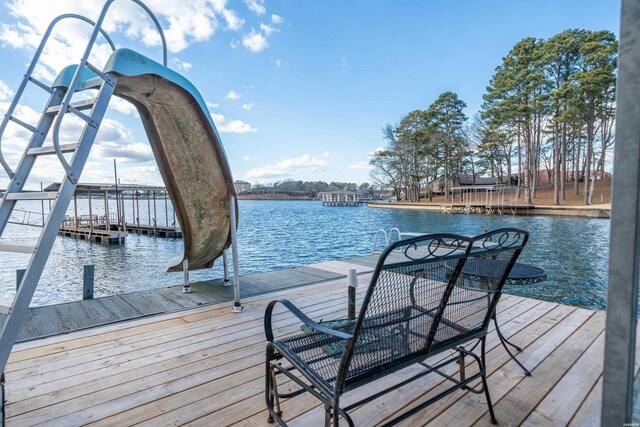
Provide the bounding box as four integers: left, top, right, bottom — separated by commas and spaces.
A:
237, 195, 316, 201
368, 201, 611, 218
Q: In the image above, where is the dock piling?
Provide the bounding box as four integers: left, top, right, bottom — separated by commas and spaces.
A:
83, 265, 94, 300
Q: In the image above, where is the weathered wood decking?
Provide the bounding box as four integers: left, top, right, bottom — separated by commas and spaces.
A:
4, 258, 611, 426
3, 265, 345, 342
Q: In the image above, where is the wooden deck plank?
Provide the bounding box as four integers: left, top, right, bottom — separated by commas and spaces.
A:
288, 299, 561, 426
471, 312, 606, 426
7, 295, 357, 425
413, 307, 595, 427
5, 291, 353, 404
1, 270, 613, 427
522, 332, 605, 426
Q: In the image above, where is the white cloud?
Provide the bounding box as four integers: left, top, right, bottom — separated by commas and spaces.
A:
221, 9, 244, 31
0, 80, 15, 101
230, 39, 240, 49
271, 14, 284, 24
341, 57, 348, 66
259, 22, 278, 36
210, 112, 257, 134
242, 29, 268, 52
241, 102, 254, 111
0, 0, 250, 81
92, 119, 154, 163
244, 0, 266, 16
171, 58, 192, 72
242, 155, 255, 160
206, 101, 219, 109
274, 59, 283, 67
369, 147, 385, 156
224, 90, 241, 100
246, 154, 328, 180
110, 97, 139, 117
349, 161, 370, 170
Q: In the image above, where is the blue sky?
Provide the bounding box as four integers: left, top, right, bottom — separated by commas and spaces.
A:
0, 0, 621, 188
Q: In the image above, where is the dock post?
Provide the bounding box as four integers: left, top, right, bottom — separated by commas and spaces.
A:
83, 265, 94, 300
229, 195, 243, 312
16, 269, 25, 290
222, 249, 231, 287
182, 259, 192, 293
347, 268, 357, 320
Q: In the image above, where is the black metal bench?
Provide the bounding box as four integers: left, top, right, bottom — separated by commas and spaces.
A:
264, 228, 529, 426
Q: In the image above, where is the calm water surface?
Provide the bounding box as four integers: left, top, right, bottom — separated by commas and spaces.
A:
0, 200, 610, 309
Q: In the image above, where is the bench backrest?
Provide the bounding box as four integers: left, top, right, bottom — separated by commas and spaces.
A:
337, 228, 528, 391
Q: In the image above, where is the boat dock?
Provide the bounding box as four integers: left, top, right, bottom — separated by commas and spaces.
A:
0, 254, 611, 426
440, 204, 534, 215
10, 183, 183, 244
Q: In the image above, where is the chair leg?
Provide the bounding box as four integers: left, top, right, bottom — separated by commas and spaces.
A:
265, 344, 282, 423
480, 338, 498, 424
332, 398, 340, 427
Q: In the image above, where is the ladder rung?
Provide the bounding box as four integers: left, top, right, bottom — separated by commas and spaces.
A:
28, 76, 53, 94
46, 98, 97, 114
4, 191, 58, 201
68, 105, 97, 128
9, 116, 36, 133
27, 143, 78, 156
0, 243, 36, 254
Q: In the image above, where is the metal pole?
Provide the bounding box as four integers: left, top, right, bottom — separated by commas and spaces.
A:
113, 159, 120, 228
73, 191, 78, 231
153, 190, 157, 235
602, 0, 640, 424
147, 191, 151, 226
347, 268, 357, 320
229, 195, 242, 312
182, 259, 191, 293
164, 191, 168, 227
222, 249, 231, 286
104, 190, 110, 230
88, 189, 93, 239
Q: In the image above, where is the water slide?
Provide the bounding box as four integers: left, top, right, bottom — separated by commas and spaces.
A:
52, 48, 237, 272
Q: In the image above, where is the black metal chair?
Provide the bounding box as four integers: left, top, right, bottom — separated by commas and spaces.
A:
264, 229, 528, 426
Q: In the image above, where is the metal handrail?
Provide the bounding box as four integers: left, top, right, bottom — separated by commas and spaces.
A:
51, 0, 168, 183
388, 227, 402, 245
372, 228, 389, 253
0, 14, 116, 179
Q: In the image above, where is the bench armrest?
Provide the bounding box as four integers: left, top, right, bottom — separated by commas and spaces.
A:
264, 299, 353, 342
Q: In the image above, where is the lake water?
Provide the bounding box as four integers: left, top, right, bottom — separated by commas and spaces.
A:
0, 200, 610, 310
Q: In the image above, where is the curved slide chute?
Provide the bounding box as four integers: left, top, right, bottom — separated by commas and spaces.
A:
54, 48, 238, 273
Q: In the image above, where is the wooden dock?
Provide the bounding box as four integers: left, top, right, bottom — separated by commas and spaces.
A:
58, 224, 125, 244
440, 204, 533, 215
125, 223, 182, 238
2, 256, 613, 426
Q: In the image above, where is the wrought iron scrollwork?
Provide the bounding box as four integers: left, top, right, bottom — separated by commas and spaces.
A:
479, 229, 524, 249
403, 236, 467, 260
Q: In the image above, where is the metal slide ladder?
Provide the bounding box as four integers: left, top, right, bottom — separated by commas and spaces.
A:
0, 1, 167, 377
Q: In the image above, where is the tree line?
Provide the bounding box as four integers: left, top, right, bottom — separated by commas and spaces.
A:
370, 29, 617, 205
251, 180, 373, 196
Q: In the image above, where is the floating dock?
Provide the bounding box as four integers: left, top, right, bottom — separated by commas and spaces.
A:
0, 254, 609, 426
440, 204, 533, 215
